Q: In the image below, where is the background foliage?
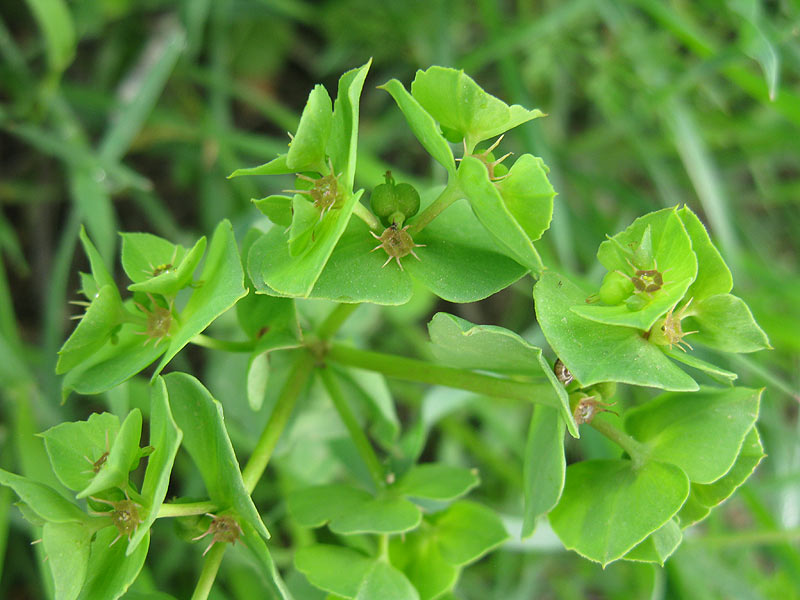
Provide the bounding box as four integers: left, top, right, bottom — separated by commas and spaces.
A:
1, 0, 799, 598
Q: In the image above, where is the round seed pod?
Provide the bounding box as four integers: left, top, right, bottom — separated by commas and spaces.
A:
598, 271, 634, 305
370, 176, 421, 226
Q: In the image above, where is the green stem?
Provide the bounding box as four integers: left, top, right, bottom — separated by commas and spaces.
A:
406, 181, 462, 234
191, 543, 227, 600
190, 334, 254, 353
352, 201, 381, 231
317, 303, 359, 340
319, 367, 385, 490
157, 501, 217, 518
590, 418, 649, 468
378, 534, 389, 561
327, 344, 558, 408
693, 528, 800, 548
242, 351, 315, 493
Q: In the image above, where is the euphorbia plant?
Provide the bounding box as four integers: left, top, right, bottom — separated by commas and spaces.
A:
1, 62, 770, 598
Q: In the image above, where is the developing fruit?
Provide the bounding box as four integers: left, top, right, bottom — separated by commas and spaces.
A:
370, 171, 420, 227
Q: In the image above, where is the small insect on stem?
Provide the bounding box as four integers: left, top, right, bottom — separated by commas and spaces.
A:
554, 358, 574, 386
83, 430, 110, 475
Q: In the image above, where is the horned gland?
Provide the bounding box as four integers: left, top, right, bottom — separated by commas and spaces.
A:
90, 491, 144, 547
192, 513, 243, 556
370, 224, 425, 270
649, 298, 698, 352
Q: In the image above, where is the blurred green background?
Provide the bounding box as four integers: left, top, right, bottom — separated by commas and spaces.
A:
1, 0, 799, 598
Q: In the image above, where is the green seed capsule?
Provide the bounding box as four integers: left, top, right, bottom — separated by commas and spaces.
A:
593, 381, 617, 401
393, 183, 420, 220
369, 173, 421, 227
598, 271, 634, 305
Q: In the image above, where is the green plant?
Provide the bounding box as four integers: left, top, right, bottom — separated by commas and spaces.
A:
1, 62, 771, 599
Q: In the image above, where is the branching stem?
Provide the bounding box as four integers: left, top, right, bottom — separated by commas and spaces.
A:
406, 180, 462, 234
590, 418, 649, 468
326, 343, 558, 408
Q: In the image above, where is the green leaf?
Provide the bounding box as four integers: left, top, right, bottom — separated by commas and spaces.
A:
251, 190, 364, 297
98, 23, 184, 162
295, 544, 374, 598
548, 459, 689, 566
40, 412, 120, 492
253, 187, 527, 304
246, 352, 271, 412
678, 427, 765, 527
663, 349, 738, 385
61, 322, 166, 400
127, 236, 207, 296
379, 79, 456, 175
404, 194, 529, 302
24, 0, 75, 73
153, 220, 247, 376
287, 84, 333, 172
253, 195, 293, 228
428, 312, 545, 375
389, 532, 458, 600
327, 60, 371, 191
395, 463, 479, 501
731, 0, 780, 100
426, 312, 577, 435
410, 66, 544, 149
355, 561, 419, 600
334, 368, 400, 450
686, 293, 771, 353
56, 285, 124, 374
677, 206, 732, 300
121, 233, 186, 284
163, 373, 269, 539
239, 520, 293, 599
623, 518, 682, 565
127, 378, 182, 554
288, 484, 371, 528
236, 288, 300, 346
43, 521, 92, 600
78, 409, 143, 498
626, 387, 761, 484
71, 168, 117, 266
459, 155, 544, 274
0, 468, 87, 523
77, 527, 149, 600
285, 215, 413, 304
79, 224, 116, 293
288, 195, 320, 257
534, 272, 699, 391
229, 154, 293, 178
329, 496, 421, 535
522, 406, 566, 537
573, 208, 697, 331
494, 154, 555, 243
433, 501, 508, 566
